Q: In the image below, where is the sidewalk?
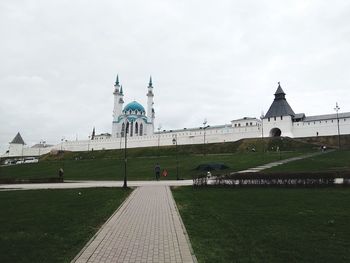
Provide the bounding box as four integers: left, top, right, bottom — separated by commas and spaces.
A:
235, 151, 327, 173
73, 186, 195, 263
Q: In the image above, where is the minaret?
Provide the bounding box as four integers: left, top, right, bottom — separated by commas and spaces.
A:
113, 75, 124, 120
91, 127, 95, 140
146, 76, 154, 123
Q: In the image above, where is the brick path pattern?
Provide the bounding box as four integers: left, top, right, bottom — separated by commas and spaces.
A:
73, 186, 194, 263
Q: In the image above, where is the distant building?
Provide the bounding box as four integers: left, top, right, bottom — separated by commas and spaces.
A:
2, 80, 350, 157
7, 132, 26, 157
111, 76, 154, 138
262, 83, 350, 138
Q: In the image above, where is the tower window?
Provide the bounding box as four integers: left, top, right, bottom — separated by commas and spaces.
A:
274, 116, 276, 121
280, 116, 283, 120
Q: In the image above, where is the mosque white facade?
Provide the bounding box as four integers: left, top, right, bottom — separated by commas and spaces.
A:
111, 76, 155, 139
2, 78, 350, 158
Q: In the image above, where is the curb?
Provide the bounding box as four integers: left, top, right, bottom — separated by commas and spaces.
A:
168, 186, 198, 263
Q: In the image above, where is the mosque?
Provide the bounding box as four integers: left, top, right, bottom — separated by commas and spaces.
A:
2, 77, 350, 158
111, 76, 155, 139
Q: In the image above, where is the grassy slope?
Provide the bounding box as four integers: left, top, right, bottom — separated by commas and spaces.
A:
1, 137, 316, 180
1, 151, 301, 181
0, 188, 131, 263
173, 187, 350, 263
266, 150, 350, 172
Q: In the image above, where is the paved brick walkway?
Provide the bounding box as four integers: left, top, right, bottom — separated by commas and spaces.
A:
73, 186, 195, 263
235, 151, 327, 173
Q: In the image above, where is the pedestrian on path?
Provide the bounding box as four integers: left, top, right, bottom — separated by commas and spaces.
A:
155, 163, 160, 181
58, 168, 64, 179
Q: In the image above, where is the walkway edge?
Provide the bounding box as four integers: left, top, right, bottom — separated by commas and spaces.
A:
168, 186, 198, 263
70, 187, 138, 263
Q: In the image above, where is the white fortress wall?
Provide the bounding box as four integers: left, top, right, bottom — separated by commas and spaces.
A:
5, 145, 53, 158
5, 117, 350, 158
292, 117, 350, 138
10, 124, 261, 157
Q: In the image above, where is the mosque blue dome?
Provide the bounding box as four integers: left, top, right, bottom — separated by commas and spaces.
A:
123, 101, 146, 114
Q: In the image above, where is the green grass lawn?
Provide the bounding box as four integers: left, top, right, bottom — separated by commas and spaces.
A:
0, 188, 131, 263
173, 187, 350, 263
1, 151, 303, 181
266, 150, 350, 173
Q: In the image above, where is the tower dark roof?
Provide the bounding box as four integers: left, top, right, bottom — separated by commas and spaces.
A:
10, 132, 25, 145
264, 83, 295, 118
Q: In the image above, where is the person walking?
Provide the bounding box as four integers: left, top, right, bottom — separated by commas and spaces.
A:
58, 168, 64, 179
155, 163, 160, 181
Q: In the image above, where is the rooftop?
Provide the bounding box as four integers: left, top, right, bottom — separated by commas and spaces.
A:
264, 83, 295, 118
10, 132, 25, 145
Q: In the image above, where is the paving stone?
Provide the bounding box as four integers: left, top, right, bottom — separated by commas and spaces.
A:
72, 186, 195, 263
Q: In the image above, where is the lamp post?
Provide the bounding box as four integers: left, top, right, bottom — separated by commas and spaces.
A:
157, 124, 162, 158
279, 137, 283, 160
38, 140, 45, 157
203, 119, 209, 156
334, 102, 341, 150
260, 112, 264, 153
172, 134, 179, 180
60, 137, 65, 173
60, 137, 65, 151
21, 143, 24, 162
123, 119, 129, 189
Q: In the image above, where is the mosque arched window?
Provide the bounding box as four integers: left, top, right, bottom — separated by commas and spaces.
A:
130, 122, 133, 137
140, 123, 143, 136
121, 123, 125, 137
135, 122, 139, 135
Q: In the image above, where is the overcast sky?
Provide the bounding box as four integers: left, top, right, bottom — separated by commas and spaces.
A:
1, 0, 350, 152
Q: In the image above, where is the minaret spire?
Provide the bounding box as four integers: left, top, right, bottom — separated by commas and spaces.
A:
120, 85, 123, 94
146, 76, 154, 123
91, 127, 95, 140
115, 75, 120, 86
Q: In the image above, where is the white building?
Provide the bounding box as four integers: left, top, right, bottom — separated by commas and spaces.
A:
2, 81, 350, 158
262, 83, 350, 138
111, 76, 155, 138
